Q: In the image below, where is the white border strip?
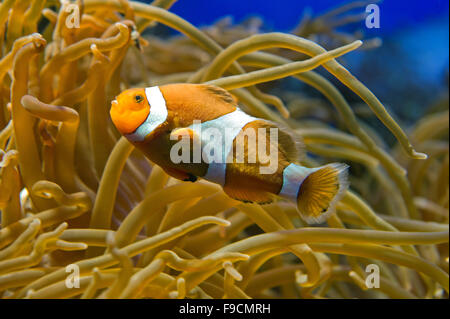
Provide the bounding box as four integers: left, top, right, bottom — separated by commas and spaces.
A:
194, 109, 256, 186
278, 164, 313, 202
126, 86, 168, 142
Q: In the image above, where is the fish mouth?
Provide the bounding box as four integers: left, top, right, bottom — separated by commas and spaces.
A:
111, 99, 118, 105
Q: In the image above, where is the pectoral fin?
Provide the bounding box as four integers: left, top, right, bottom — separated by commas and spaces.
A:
170, 127, 199, 141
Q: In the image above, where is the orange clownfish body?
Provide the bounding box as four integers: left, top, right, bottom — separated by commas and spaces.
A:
110, 84, 349, 224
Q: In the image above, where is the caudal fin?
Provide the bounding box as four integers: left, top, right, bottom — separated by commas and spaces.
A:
296, 163, 349, 224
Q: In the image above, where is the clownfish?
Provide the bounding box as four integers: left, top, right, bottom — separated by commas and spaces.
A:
110, 84, 349, 224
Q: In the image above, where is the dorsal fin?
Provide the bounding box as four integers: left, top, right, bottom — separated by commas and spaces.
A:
251, 120, 304, 163
159, 84, 237, 127
277, 126, 303, 163
201, 85, 237, 105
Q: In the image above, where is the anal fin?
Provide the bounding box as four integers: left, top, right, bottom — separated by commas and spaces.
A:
223, 185, 274, 204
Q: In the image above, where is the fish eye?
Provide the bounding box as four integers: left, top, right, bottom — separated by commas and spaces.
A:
135, 95, 144, 103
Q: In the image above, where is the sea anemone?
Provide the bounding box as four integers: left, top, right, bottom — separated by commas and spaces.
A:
0, 0, 448, 299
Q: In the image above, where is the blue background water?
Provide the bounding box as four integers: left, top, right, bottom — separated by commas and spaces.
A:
142, 0, 449, 123
166, 0, 448, 34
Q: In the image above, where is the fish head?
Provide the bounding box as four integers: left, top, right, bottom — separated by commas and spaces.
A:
110, 88, 150, 135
